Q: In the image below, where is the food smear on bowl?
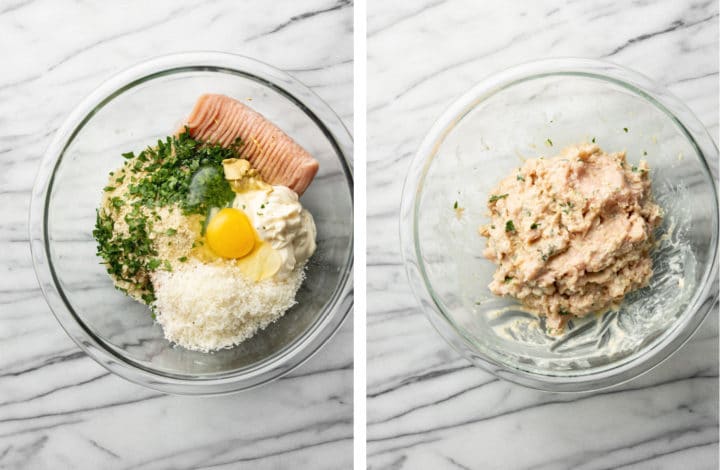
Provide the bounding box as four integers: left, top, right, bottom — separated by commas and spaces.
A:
93, 94, 318, 352
478, 143, 662, 332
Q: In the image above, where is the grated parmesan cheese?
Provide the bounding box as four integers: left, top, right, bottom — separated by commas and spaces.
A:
151, 260, 305, 352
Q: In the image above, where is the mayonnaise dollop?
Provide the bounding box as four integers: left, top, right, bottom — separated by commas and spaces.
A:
232, 185, 316, 276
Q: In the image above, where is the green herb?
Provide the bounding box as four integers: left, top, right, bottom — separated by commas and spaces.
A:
546, 138, 553, 146
178, 256, 188, 263
165, 228, 177, 236
110, 197, 124, 209
163, 260, 172, 272
122, 152, 135, 159
93, 206, 157, 301
260, 204, 266, 209
453, 201, 458, 209
559, 309, 571, 316
643, 151, 647, 156
103, 186, 115, 192
632, 166, 638, 172
504, 276, 514, 283
530, 223, 538, 230
516, 174, 525, 182
126, 130, 238, 215
489, 193, 509, 203
115, 175, 125, 184
505, 220, 515, 232
540, 244, 557, 262
591, 137, 596, 143
561, 201, 575, 214
623, 127, 628, 133
490, 224, 495, 229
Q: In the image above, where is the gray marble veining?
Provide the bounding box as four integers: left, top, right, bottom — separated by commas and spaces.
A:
0, 1, 353, 468
367, 1, 718, 469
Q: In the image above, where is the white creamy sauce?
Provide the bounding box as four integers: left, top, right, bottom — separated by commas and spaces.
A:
232, 185, 317, 277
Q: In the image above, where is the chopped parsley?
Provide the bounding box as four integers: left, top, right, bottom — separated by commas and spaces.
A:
540, 244, 557, 262
94, 206, 158, 301
631, 165, 638, 172
505, 220, 515, 232
623, 127, 628, 133
489, 193, 509, 203
545, 138, 553, 146
560, 201, 575, 214
453, 201, 458, 209
516, 174, 525, 182
530, 223, 538, 230
178, 256, 188, 263
110, 197, 124, 209
125, 130, 238, 215
504, 276, 514, 283
558, 309, 571, 316
591, 137, 596, 143
165, 228, 177, 236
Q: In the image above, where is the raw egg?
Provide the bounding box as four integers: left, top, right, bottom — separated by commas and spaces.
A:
206, 207, 255, 259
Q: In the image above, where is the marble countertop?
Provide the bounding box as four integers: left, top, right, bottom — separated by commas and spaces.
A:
367, 1, 718, 469
0, 1, 352, 468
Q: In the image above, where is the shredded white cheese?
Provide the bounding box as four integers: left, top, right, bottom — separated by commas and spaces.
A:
151, 260, 305, 352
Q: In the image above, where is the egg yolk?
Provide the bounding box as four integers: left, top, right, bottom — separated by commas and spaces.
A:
206, 208, 255, 259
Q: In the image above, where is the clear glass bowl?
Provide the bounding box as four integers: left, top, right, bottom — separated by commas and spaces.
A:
30, 52, 353, 395
400, 58, 718, 392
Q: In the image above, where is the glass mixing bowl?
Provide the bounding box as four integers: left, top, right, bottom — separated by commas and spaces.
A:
30, 52, 353, 395
400, 58, 718, 392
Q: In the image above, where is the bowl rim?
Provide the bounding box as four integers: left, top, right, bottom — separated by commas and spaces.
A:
400, 57, 719, 393
29, 51, 354, 395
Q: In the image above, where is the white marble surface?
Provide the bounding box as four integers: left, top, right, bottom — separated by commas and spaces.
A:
0, 1, 352, 468
367, 1, 718, 469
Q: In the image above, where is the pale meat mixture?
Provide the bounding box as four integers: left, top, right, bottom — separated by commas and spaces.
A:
478, 144, 662, 331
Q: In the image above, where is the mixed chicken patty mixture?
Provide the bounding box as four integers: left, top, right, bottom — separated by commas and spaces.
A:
478, 143, 662, 330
